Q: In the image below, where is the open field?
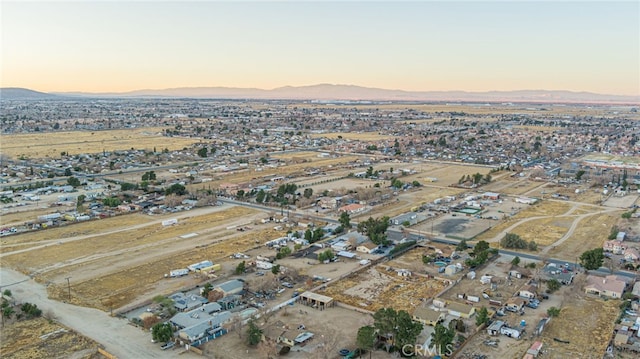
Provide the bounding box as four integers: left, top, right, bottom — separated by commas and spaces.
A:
475, 200, 574, 242
0, 204, 290, 311
540, 295, 619, 359
0, 128, 200, 159
548, 212, 620, 260
308, 131, 393, 141
186, 154, 360, 192
0, 317, 104, 359
318, 264, 446, 313
502, 217, 573, 247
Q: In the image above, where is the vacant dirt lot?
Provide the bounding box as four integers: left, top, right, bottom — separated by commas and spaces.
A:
0, 317, 104, 359
540, 295, 619, 358
318, 265, 446, 313
0, 128, 199, 159
203, 305, 379, 359
1, 204, 292, 311
548, 212, 621, 261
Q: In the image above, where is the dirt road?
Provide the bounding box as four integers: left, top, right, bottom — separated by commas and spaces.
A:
0, 267, 198, 359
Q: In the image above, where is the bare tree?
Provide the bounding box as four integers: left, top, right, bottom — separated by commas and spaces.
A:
257, 338, 278, 359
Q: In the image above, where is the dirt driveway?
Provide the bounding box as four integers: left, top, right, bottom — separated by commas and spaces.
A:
0, 267, 199, 359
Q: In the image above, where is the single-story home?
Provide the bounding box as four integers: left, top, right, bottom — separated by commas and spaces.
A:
518, 284, 537, 299
505, 297, 526, 312
412, 307, 445, 326
447, 301, 475, 319
584, 274, 627, 299
215, 279, 245, 297
487, 320, 504, 336
356, 242, 378, 254
624, 248, 640, 262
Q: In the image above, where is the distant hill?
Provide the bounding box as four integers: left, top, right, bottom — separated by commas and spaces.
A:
0, 87, 60, 100
54, 84, 640, 104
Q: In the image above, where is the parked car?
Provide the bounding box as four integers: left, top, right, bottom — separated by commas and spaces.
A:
160, 342, 175, 350
346, 348, 366, 359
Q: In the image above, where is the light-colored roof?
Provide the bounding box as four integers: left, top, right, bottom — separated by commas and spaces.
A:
585, 275, 626, 295
300, 291, 333, 304
447, 301, 474, 314
413, 307, 444, 322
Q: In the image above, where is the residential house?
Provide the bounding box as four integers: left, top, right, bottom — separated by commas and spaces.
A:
508, 266, 531, 279
518, 284, 537, 299
487, 320, 504, 336
215, 279, 245, 297
624, 248, 640, 262
446, 301, 475, 318
169, 292, 208, 312
170, 304, 230, 344
505, 297, 526, 312
603, 240, 628, 255
356, 242, 378, 254
412, 307, 445, 326
391, 212, 421, 226
584, 274, 627, 299
338, 203, 367, 215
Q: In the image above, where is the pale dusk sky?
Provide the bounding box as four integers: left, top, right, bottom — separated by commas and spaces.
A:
1, 1, 639, 96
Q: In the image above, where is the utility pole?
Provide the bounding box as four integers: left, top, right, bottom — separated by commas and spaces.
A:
65, 277, 71, 301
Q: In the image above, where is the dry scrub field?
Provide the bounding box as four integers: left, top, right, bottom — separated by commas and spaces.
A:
540, 296, 619, 358
318, 266, 445, 313
475, 200, 574, 242
548, 212, 620, 260
0, 317, 104, 359
1, 205, 289, 310
0, 128, 200, 159
308, 131, 393, 141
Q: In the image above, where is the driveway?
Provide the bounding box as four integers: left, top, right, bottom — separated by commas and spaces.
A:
0, 268, 197, 359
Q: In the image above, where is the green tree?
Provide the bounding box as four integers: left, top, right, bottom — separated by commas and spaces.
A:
304, 229, 312, 242
356, 325, 376, 359
271, 264, 280, 275
20, 303, 42, 319
412, 180, 421, 187
246, 319, 263, 346
547, 279, 561, 293
394, 310, 423, 353
303, 188, 313, 199
76, 194, 86, 210
575, 170, 585, 181
255, 189, 266, 203
235, 261, 246, 275
580, 248, 605, 270
67, 176, 81, 187
429, 323, 455, 356
339, 211, 352, 229
373, 308, 397, 348
3, 289, 11, 297
165, 183, 187, 196
64, 167, 72, 176
2, 306, 14, 326
311, 227, 324, 243
511, 256, 521, 266
151, 322, 173, 343
197, 147, 208, 158
201, 283, 213, 298
475, 307, 489, 326
547, 307, 561, 317
102, 197, 121, 207
357, 216, 390, 245
456, 239, 468, 252
472, 240, 490, 256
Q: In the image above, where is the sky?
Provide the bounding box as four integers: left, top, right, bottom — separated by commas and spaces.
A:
2, 1, 639, 95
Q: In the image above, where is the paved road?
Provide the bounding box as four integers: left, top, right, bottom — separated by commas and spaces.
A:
0, 268, 196, 359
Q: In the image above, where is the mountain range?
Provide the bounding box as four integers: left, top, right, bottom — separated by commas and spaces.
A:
1, 84, 639, 104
